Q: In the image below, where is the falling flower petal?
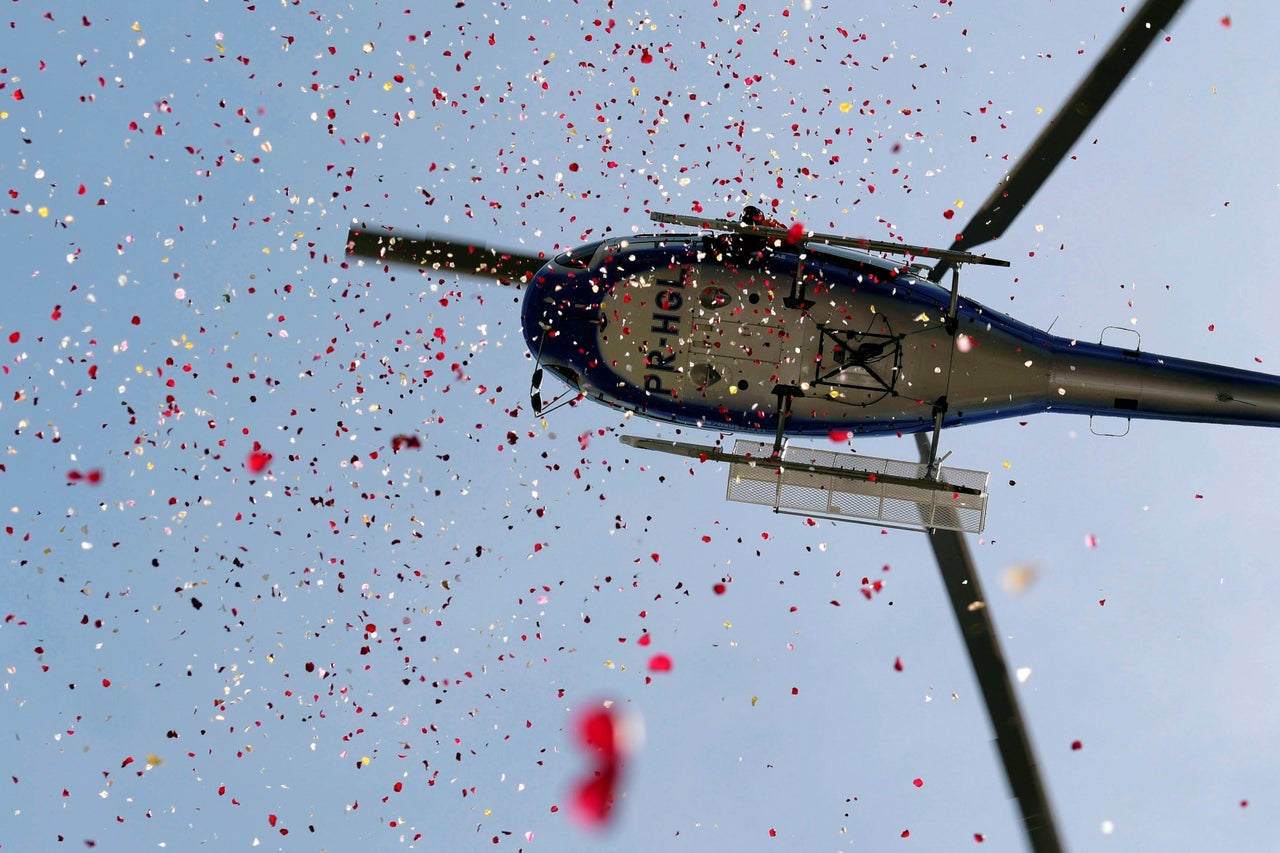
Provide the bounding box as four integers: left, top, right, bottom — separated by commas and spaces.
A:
648, 653, 673, 673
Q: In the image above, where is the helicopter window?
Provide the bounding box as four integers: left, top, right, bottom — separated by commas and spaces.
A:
589, 234, 699, 270
699, 287, 733, 309
589, 237, 631, 269
553, 240, 606, 269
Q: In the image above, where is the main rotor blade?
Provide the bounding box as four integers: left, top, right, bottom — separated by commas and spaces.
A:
347, 226, 547, 285
915, 433, 1062, 853
929, 0, 1183, 283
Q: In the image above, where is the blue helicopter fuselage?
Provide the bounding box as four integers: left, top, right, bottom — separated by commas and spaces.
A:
522, 233, 1280, 436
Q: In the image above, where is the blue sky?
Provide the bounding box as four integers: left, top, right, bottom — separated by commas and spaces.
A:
2, 1, 1278, 850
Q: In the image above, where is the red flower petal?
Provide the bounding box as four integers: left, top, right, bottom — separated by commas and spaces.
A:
647, 653, 673, 672
577, 709, 618, 760
571, 767, 618, 825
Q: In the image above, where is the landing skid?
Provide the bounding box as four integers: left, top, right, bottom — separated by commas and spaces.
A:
620, 436, 989, 533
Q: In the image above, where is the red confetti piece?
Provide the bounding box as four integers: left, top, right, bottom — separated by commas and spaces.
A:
568, 705, 630, 828
912, 777, 924, 788
648, 653, 673, 672
7, 332, 18, 344
640, 49, 653, 64
247, 449, 272, 473
1207, 324, 1214, 331
1221, 15, 1231, 26
893, 657, 904, 672
572, 769, 617, 825
713, 583, 726, 595
577, 709, 619, 760
828, 429, 849, 442
943, 209, 955, 220
1071, 740, 1083, 751
902, 829, 910, 838
636, 633, 651, 647
391, 434, 422, 452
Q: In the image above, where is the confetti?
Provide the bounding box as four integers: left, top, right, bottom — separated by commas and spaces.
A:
648, 653, 673, 673
246, 446, 272, 473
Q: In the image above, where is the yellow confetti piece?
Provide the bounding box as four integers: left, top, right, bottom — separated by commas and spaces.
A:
146, 753, 163, 766
839, 103, 852, 113
913, 312, 931, 323
1036, 106, 1044, 115
131, 21, 141, 32
383, 81, 394, 91
360, 756, 370, 766
751, 696, 758, 707
1002, 460, 1011, 469
38, 207, 49, 218
954, 199, 965, 209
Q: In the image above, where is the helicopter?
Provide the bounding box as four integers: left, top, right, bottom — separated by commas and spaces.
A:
346, 8, 1277, 537
346, 1, 1234, 850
